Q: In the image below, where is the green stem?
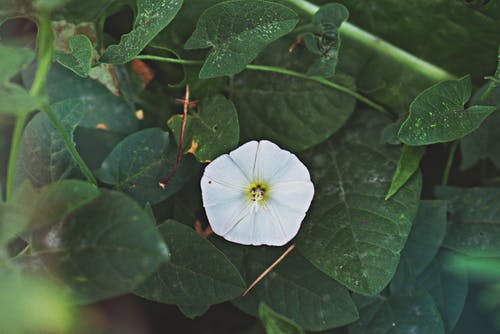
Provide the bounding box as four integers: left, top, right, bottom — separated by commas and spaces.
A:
135, 55, 388, 114
285, 0, 457, 82
5, 114, 28, 202
442, 141, 458, 185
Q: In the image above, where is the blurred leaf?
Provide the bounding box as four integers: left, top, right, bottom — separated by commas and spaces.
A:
0, 82, 45, 116
184, 0, 299, 78
73, 127, 125, 170
385, 145, 425, 200
418, 251, 468, 332
23, 63, 139, 134
31, 190, 169, 303
135, 220, 245, 305
101, 0, 184, 64
296, 110, 422, 295
0, 44, 34, 82
303, 3, 349, 78
54, 35, 93, 77
96, 128, 194, 206
225, 245, 359, 331
167, 94, 239, 162
398, 76, 496, 145
230, 71, 355, 151
348, 286, 445, 334
435, 186, 500, 257
259, 303, 305, 334
14, 99, 84, 188
0, 274, 73, 333
178, 304, 210, 319
400, 200, 447, 275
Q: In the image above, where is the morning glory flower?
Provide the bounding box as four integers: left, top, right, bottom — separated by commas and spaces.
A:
200, 140, 314, 246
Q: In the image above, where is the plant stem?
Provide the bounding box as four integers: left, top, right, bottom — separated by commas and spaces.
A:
135, 55, 388, 114
285, 0, 456, 82
44, 104, 97, 185
442, 141, 458, 185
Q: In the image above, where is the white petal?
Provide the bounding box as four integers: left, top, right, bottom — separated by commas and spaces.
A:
202, 154, 249, 190
228, 141, 259, 181
269, 181, 315, 213
201, 174, 245, 207
253, 140, 292, 182
270, 152, 312, 184
205, 198, 251, 236
263, 201, 306, 245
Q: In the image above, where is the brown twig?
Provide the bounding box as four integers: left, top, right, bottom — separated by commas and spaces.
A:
242, 244, 296, 297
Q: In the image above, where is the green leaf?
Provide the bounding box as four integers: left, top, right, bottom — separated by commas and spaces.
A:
0, 82, 44, 116
0, 44, 34, 82
296, 110, 422, 295
303, 3, 349, 78
31, 190, 169, 303
54, 35, 93, 77
177, 304, 210, 319
348, 286, 445, 334
135, 220, 245, 305
400, 200, 447, 275
435, 186, 500, 257
184, 0, 299, 78
100, 0, 184, 64
230, 71, 355, 151
418, 251, 468, 332
385, 145, 425, 200
167, 94, 239, 162
398, 76, 496, 145
14, 99, 84, 188
24, 63, 139, 134
96, 128, 193, 206
225, 245, 359, 331
259, 303, 305, 334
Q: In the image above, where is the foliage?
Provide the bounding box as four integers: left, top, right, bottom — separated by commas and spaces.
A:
0, 0, 499, 332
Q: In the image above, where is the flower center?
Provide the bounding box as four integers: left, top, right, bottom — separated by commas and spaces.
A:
247, 182, 268, 203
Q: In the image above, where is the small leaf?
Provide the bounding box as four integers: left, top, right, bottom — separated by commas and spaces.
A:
14, 99, 84, 188
135, 220, 245, 306
31, 190, 169, 303
96, 128, 193, 206
348, 286, 445, 334
167, 94, 239, 162
0, 82, 44, 116
54, 35, 93, 77
385, 145, 425, 200
0, 44, 34, 82
177, 304, 210, 319
230, 71, 356, 151
224, 245, 359, 331
100, 0, 183, 64
435, 186, 500, 257
184, 0, 299, 78
401, 200, 448, 275
259, 303, 304, 334
303, 3, 349, 78
296, 110, 422, 295
398, 76, 496, 145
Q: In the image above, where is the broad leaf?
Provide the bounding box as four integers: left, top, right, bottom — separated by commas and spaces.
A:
135, 220, 245, 305
167, 94, 239, 162
184, 0, 299, 78
31, 190, 169, 303
418, 251, 468, 332
14, 99, 84, 188
385, 145, 425, 200
435, 186, 500, 257
54, 35, 93, 77
259, 303, 304, 334
100, 0, 183, 64
303, 3, 349, 78
348, 286, 444, 334
96, 128, 193, 206
225, 245, 359, 331
398, 76, 496, 145
0, 44, 34, 82
296, 110, 422, 295
400, 200, 447, 275
0, 82, 44, 116
230, 71, 356, 151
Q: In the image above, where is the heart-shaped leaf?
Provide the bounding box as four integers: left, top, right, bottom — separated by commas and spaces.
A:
54, 35, 93, 77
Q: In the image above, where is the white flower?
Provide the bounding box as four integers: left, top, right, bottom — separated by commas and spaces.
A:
200, 140, 314, 246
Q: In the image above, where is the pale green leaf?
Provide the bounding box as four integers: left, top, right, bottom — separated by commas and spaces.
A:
54, 35, 93, 77
259, 303, 304, 334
